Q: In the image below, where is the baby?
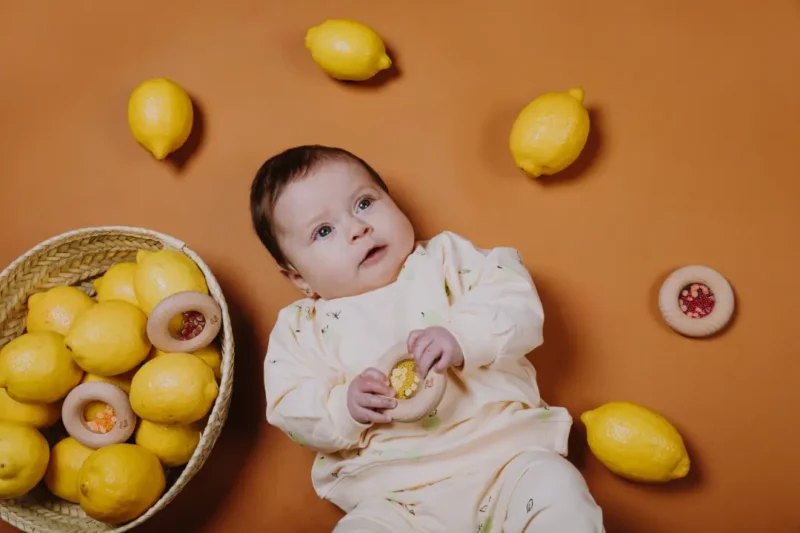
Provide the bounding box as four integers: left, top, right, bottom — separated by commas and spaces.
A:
250, 145, 604, 533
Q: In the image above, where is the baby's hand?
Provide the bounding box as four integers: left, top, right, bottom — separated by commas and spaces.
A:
407, 326, 464, 378
347, 368, 397, 425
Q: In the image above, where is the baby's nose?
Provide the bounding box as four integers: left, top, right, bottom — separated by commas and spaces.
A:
351, 222, 372, 240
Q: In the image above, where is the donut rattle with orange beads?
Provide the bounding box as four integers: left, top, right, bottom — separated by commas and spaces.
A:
374, 342, 447, 423
61, 382, 137, 449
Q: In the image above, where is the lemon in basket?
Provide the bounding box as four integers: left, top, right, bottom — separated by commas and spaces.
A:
44, 437, 94, 503
81, 368, 137, 394
135, 420, 201, 467
305, 19, 392, 81
93, 262, 141, 308
0, 388, 61, 429
26, 286, 95, 336
65, 300, 151, 376
134, 249, 209, 316
581, 401, 690, 483
130, 352, 218, 425
128, 78, 194, 161
0, 420, 50, 499
150, 343, 222, 381
0, 331, 84, 404
509, 87, 590, 178
78, 443, 165, 524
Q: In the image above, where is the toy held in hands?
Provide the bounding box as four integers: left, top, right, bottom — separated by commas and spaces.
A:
305, 19, 392, 81
374, 342, 446, 423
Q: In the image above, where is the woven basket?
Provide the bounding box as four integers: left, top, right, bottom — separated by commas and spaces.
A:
0, 226, 235, 533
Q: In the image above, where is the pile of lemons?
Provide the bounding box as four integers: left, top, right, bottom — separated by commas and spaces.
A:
0, 249, 221, 525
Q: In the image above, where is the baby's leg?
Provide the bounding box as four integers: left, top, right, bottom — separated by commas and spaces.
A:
502, 450, 604, 533
333, 498, 418, 533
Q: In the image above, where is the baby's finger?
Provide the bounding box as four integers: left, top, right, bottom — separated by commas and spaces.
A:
417, 344, 442, 378
358, 392, 397, 411
355, 405, 392, 425
407, 330, 424, 351
411, 335, 434, 361
359, 376, 396, 397
434, 353, 451, 373
362, 367, 389, 385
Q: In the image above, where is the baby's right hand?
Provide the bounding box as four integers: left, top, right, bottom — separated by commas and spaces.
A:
347, 368, 397, 425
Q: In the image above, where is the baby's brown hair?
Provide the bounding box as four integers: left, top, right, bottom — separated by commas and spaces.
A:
249, 145, 390, 268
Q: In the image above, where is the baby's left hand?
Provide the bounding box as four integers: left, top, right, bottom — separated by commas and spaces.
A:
407, 326, 464, 378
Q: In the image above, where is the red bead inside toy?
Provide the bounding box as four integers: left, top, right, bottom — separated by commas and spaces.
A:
181, 311, 206, 340
678, 283, 716, 319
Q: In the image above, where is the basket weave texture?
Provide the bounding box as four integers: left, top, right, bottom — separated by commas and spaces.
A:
0, 226, 235, 533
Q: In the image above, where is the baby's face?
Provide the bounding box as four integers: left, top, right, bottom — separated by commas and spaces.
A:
273, 160, 415, 300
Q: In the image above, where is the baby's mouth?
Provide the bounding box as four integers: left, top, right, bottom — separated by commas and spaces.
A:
360, 245, 387, 266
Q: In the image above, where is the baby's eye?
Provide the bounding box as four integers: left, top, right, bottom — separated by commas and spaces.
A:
357, 198, 372, 211
315, 226, 333, 239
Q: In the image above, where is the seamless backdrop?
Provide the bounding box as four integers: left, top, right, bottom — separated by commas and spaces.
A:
1, 1, 799, 532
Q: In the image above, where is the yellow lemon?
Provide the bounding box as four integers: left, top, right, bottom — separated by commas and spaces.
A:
0, 332, 84, 404
78, 443, 165, 524
26, 286, 95, 336
305, 19, 392, 81
133, 249, 208, 316
129, 352, 218, 425
82, 401, 110, 424
93, 263, 140, 309
0, 388, 61, 429
81, 368, 137, 395
150, 344, 222, 381
509, 87, 590, 178
581, 401, 690, 483
128, 78, 194, 160
43, 437, 94, 503
0, 420, 50, 499
135, 420, 201, 467
64, 300, 151, 376
192, 344, 222, 381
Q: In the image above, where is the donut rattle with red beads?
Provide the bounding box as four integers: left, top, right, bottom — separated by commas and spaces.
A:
658, 265, 735, 338
146, 291, 222, 353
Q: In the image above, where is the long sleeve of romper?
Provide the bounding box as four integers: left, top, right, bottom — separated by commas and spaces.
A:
432, 232, 545, 373
264, 307, 370, 454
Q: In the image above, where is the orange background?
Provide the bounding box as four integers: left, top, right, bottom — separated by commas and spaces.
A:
1, 1, 799, 531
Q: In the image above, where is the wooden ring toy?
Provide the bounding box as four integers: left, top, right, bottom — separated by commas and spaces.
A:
147, 291, 222, 353
61, 382, 137, 449
658, 265, 735, 338
374, 342, 447, 423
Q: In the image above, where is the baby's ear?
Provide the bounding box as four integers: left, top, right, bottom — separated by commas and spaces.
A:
280, 265, 314, 297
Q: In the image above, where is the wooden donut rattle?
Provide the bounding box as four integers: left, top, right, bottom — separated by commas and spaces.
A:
61, 382, 137, 449
146, 291, 222, 353
658, 265, 735, 338
374, 342, 447, 423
